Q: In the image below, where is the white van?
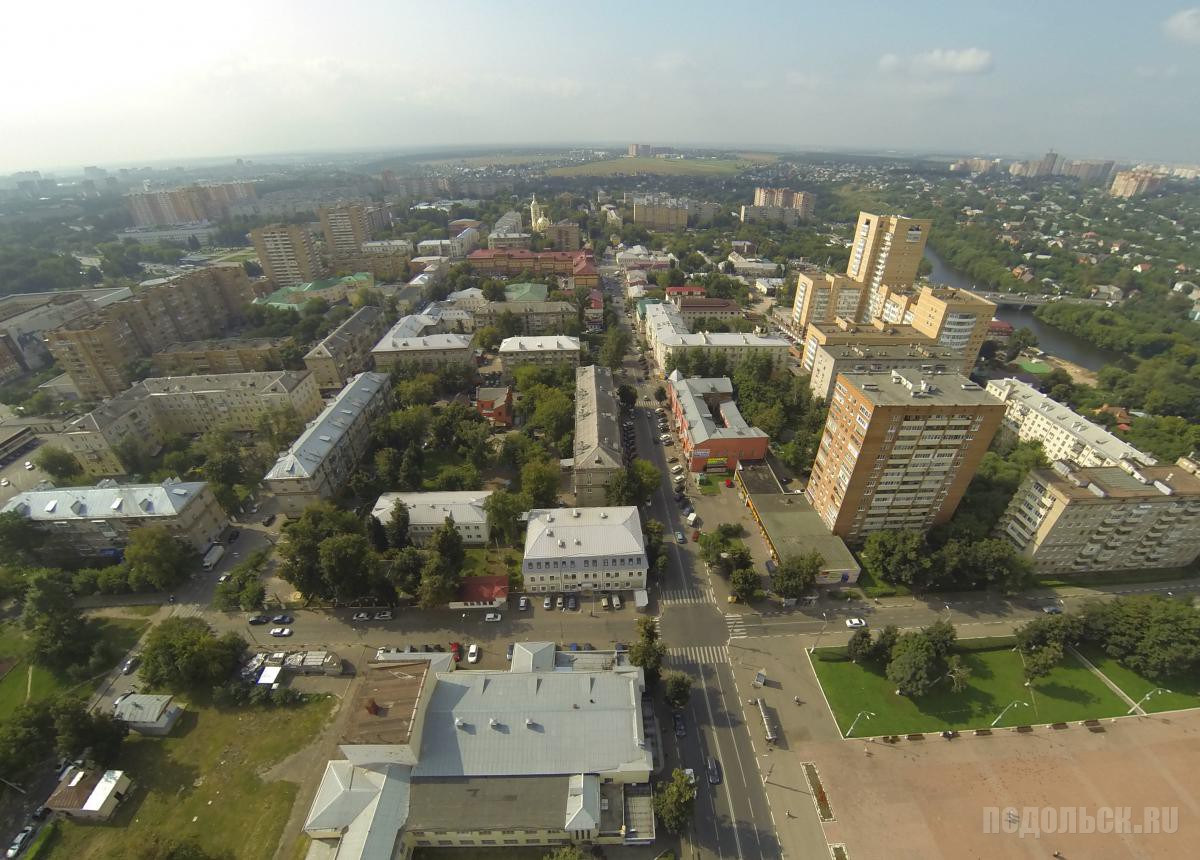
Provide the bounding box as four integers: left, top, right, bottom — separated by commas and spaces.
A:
612, 594, 623, 610
686, 512, 699, 527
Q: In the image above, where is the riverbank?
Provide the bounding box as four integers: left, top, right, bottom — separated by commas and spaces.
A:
1044, 354, 1099, 386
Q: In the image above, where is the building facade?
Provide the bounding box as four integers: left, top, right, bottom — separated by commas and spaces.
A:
474, 386, 513, 427
984, 378, 1155, 467
264, 372, 392, 517
866, 285, 994, 371
805, 369, 1004, 540
2, 479, 228, 558
151, 337, 288, 375
251, 223, 326, 289
999, 460, 1200, 573
304, 305, 390, 391
320, 204, 372, 258
573, 366, 623, 506
791, 272, 865, 330
667, 372, 769, 472
676, 297, 741, 327
807, 341, 964, 401
522, 507, 648, 593
370, 491, 493, 547
498, 337, 581, 376
642, 303, 789, 373
845, 212, 932, 290
473, 301, 576, 335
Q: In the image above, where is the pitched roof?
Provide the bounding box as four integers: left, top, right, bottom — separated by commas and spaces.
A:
370, 491, 492, 528
498, 336, 580, 353
573, 365, 623, 471
523, 507, 645, 561
3, 479, 209, 522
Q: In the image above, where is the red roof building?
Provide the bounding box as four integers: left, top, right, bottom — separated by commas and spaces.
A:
666, 285, 706, 301
988, 319, 1015, 341
451, 574, 509, 610
475, 386, 513, 427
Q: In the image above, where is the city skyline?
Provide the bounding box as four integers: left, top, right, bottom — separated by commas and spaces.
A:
3, 1, 1200, 173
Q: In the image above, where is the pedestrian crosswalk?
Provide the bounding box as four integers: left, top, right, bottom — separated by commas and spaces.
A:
665, 645, 730, 666
725, 612, 748, 639
660, 586, 714, 605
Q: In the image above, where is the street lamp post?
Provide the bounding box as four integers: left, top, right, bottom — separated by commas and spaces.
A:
1128, 687, 1170, 715
808, 611, 829, 653
991, 700, 1029, 728
943, 603, 952, 622
846, 710, 876, 738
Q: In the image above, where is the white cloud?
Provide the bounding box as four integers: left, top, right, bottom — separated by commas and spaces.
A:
1164, 8, 1200, 43
1135, 64, 1180, 79
878, 47, 993, 76
652, 51, 690, 73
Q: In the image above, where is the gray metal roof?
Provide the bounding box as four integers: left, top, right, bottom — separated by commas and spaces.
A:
265, 372, 388, 480
523, 507, 645, 561
668, 372, 768, 448
304, 305, 384, 360
498, 336, 580, 353
370, 491, 492, 529
3, 479, 209, 522
304, 761, 410, 859
413, 669, 651, 778
113, 694, 173, 723
406, 775, 571, 831
573, 365, 622, 470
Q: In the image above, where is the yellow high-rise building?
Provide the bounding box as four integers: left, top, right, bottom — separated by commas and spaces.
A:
845, 212, 931, 290
252, 224, 325, 289
320, 204, 371, 258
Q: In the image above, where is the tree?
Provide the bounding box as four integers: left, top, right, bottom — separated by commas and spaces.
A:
922, 619, 957, 660
475, 325, 501, 351
366, 515, 388, 552
653, 768, 697, 834
387, 546, 427, 596
617, 384, 637, 410
34, 445, 82, 482
319, 533, 385, 604
664, 671, 693, 710
654, 386, 667, 403
630, 634, 666, 686
417, 555, 458, 608
846, 628, 873, 663
21, 569, 95, 671
542, 848, 586, 860
0, 510, 42, 561
385, 499, 411, 549
521, 458, 561, 508
870, 625, 900, 665
124, 527, 196, 591
605, 459, 660, 506
140, 617, 245, 692
945, 654, 972, 693
730, 566, 760, 603
0, 699, 56, 781
772, 551, 822, 599
1023, 641, 1063, 682
598, 327, 631, 370
484, 490, 529, 546
860, 530, 934, 590
278, 502, 362, 600
886, 632, 941, 697
51, 697, 127, 766
428, 516, 465, 574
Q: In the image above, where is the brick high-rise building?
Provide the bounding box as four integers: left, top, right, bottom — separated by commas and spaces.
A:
862, 284, 994, 372
752, 187, 814, 217
319, 204, 372, 258
46, 267, 256, 400
791, 272, 865, 330
805, 369, 1004, 540
251, 224, 325, 289
845, 212, 932, 290
125, 182, 256, 227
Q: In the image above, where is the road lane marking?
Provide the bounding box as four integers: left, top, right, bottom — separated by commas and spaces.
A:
696, 664, 746, 860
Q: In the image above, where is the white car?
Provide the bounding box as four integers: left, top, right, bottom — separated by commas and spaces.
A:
374, 610, 393, 620
845, 618, 868, 629
6, 826, 33, 859
269, 627, 293, 637
0, 478, 8, 487
543, 596, 552, 609
23, 461, 34, 470
484, 612, 502, 622
467, 643, 481, 663
352, 611, 369, 621
518, 597, 530, 610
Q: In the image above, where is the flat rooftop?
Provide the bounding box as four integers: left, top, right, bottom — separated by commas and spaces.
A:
1037, 463, 1200, 502
406, 775, 569, 831
340, 662, 430, 747
838, 369, 1001, 409
750, 491, 860, 576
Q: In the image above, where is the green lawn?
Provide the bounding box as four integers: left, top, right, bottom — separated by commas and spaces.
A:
548, 157, 749, 177
1016, 359, 1052, 375
1077, 645, 1200, 714
1036, 567, 1198, 588
811, 638, 1129, 735
43, 697, 334, 860
462, 547, 521, 577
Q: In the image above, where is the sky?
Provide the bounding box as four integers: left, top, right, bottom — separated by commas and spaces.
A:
2, 0, 1199, 173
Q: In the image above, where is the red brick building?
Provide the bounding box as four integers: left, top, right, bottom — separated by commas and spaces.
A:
667, 371, 770, 473
474, 386, 513, 427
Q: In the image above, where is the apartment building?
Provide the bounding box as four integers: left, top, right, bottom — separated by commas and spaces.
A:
545, 220, 582, 251
1110, 170, 1164, 199
863, 285, 994, 371
467, 249, 593, 278
46, 266, 257, 400
0, 287, 130, 371
727, 253, 779, 278
799, 317, 937, 374
342, 240, 411, 280
738, 205, 803, 226
498, 337, 581, 376
251, 223, 326, 289
805, 369, 1004, 540
1, 479, 227, 558
642, 303, 789, 373
473, 300, 576, 335
487, 210, 531, 249
667, 372, 769, 472
370, 491, 493, 546
125, 182, 256, 227
151, 337, 287, 375
676, 297, 741, 327
304, 306, 390, 391
791, 272, 865, 330
807, 341, 963, 401
1000, 460, 1200, 573
61, 371, 323, 476
631, 203, 688, 231
522, 507, 648, 593
573, 366, 623, 506
614, 246, 674, 271
264, 372, 392, 517
371, 313, 474, 371
845, 212, 932, 290
984, 378, 1155, 467
319, 204, 374, 258
752, 187, 814, 215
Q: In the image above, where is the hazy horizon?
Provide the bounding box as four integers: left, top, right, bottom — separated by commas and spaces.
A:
4, 0, 1200, 174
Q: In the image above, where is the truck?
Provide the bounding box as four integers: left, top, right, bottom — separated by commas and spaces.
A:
202, 544, 226, 571
686, 512, 699, 527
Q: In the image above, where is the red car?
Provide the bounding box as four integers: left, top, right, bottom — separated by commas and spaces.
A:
450, 642, 463, 662
724, 479, 733, 488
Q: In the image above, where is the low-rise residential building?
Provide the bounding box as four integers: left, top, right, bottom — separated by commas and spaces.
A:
727, 252, 779, 278
643, 303, 789, 372
473, 300, 576, 334
113, 693, 184, 736
999, 460, 1200, 573
985, 378, 1155, 468
807, 341, 963, 401
47, 767, 132, 822
665, 285, 705, 303
60, 371, 323, 476
667, 372, 770, 472
504, 282, 549, 303
573, 366, 623, 506
487, 210, 531, 249
522, 507, 647, 593
370, 491, 493, 546
676, 297, 742, 327
474, 385, 513, 427
1, 479, 227, 558
304, 305, 390, 391
151, 337, 288, 375
467, 249, 594, 278
614, 245, 674, 270
253, 272, 373, 311
265, 372, 392, 517
371, 312, 474, 371
499, 336, 581, 376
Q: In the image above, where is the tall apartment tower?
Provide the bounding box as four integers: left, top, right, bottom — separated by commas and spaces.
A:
845, 212, 932, 291
862, 284, 994, 372
805, 369, 1004, 540
251, 224, 324, 289
791, 272, 864, 330
320, 204, 371, 258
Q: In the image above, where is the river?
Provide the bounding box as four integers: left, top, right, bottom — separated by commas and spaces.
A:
923, 247, 1124, 372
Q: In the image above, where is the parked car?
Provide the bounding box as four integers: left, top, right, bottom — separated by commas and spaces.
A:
707, 756, 723, 785
675, 531, 686, 544
262, 514, 276, 526
1041, 605, 1063, 615
374, 610, 393, 620
612, 595, 622, 610
484, 612, 502, 622
519, 596, 530, 610
506, 643, 514, 661
569, 642, 579, 652
272, 614, 293, 624
566, 596, 577, 611
6, 826, 33, 859
0, 479, 8, 487
467, 644, 480, 663
248, 614, 270, 625
23, 461, 33, 471
556, 596, 564, 609
691, 529, 700, 541
352, 611, 370, 621
269, 627, 292, 637
450, 642, 462, 661
121, 655, 140, 675
845, 617, 868, 629
543, 596, 553, 609
684, 768, 696, 786
673, 712, 686, 737
228, 529, 241, 542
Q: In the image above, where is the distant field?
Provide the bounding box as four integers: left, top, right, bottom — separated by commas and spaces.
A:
732, 151, 780, 164
417, 152, 569, 167
548, 157, 749, 177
